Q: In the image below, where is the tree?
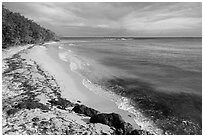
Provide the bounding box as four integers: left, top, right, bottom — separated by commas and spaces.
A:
2, 5, 59, 48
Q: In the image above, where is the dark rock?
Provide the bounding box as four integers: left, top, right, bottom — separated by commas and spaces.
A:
90, 113, 134, 135
129, 129, 152, 135
122, 122, 134, 134
115, 128, 124, 135
7, 108, 19, 116
15, 99, 49, 111
77, 100, 81, 103
32, 117, 40, 122
90, 113, 124, 128
40, 120, 50, 126
48, 97, 74, 110
33, 122, 38, 126
72, 104, 99, 117
7, 99, 49, 116
129, 129, 140, 135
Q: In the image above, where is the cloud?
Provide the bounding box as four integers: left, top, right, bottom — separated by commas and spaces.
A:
121, 11, 201, 32
3, 2, 202, 36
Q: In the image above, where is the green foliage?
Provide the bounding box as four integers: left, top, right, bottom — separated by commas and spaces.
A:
2, 5, 59, 49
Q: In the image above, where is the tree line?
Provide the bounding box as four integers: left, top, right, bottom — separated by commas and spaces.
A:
2, 5, 59, 49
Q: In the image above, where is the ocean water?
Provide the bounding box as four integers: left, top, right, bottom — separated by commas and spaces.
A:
58, 37, 202, 135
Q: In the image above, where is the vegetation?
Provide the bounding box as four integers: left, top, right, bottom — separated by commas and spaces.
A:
2, 5, 59, 49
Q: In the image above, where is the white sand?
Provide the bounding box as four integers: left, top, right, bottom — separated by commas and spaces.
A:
24, 45, 87, 103
23, 43, 163, 133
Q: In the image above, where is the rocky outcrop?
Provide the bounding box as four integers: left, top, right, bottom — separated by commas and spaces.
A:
129, 129, 152, 135
89, 112, 153, 135
90, 113, 133, 135
72, 104, 100, 117
48, 97, 74, 110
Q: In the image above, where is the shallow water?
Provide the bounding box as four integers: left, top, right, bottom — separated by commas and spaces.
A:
58, 37, 202, 134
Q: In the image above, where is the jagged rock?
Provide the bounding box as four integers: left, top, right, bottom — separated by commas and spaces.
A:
90, 113, 124, 128
77, 100, 81, 103
129, 129, 152, 135
48, 97, 74, 110
122, 122, 134, 134
32, 117, 40, 122
90, 113, 134, 135
72, 104, 100, 117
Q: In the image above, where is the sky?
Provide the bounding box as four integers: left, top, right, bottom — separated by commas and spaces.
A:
3, 2, 202, 37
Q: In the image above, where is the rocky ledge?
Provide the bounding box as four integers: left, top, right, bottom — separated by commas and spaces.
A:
2, 45, 150, 135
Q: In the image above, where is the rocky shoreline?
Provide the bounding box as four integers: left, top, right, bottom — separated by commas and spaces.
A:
2, 45, 151, 135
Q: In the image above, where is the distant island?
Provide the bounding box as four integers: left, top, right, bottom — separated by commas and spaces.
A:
2, 5, 59, 49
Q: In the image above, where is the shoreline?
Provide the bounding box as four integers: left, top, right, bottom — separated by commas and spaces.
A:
31, 42, 163, 134
44, 41, 202, 135
3, 42, 201, 135
2, 42, 153, 135
25, 43, 141, 128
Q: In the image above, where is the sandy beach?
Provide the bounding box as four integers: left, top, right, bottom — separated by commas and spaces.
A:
24, 42, 144, 130
2, 42, 157, 135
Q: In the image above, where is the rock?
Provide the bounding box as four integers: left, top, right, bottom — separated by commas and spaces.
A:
32, 117, 40, 122
122, 122, 134, 134
129, 129, 140, 135
77, 100, 81, 103
15, 99, 50, 111
72, 104, 100, 117
48, 97, 74, 110
90, 113, 134, 135
90, 113, 124, 128
7, 108, 19, 116
129, 129, 152, 135
115, 128, 124, 135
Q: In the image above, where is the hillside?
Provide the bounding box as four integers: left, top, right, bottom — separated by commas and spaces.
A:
2, 5, 59, 49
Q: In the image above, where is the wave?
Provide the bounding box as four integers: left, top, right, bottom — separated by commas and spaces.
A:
70, 61, 78, 72
58, 48, 89, 73
59, 52, 68, 62
43, 41, 56, 45
59, 46, 63, 49
68, 43, 76, 46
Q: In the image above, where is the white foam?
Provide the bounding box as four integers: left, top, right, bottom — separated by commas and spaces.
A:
68, 50, 73, 53
43, 41, 56, 45
70, 61, 78, 71
68, 43, 76, 46
59, 51, 87, 74
59, 52, 68, 62
59, 46, 63, 49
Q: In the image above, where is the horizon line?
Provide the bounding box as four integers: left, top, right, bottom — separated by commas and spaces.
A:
60, 36, 202, 38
